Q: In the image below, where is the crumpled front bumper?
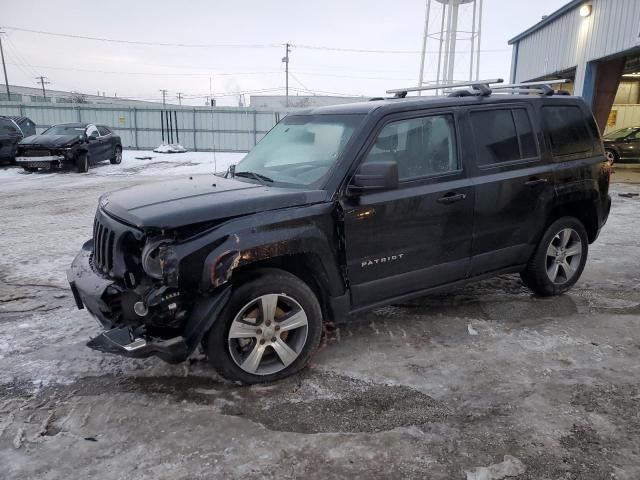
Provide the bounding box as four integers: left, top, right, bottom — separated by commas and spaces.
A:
15, 155, 66, 169
67, 239, 116, 328
67, 239, 231, 363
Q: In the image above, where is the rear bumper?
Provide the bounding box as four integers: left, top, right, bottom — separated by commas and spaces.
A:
67, 239, 231, 363
592, 194, 612, 243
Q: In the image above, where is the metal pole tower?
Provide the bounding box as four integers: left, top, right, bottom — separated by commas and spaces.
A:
160, 89, 167, 105
282, 43, 291, 107
0, 31, 10, 99
416, 0, 483, 91
36, 76, 50, 98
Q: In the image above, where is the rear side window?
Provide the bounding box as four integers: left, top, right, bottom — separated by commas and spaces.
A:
470, 108, 538, 166
542, 106, 593, 156
513, 109, 537, 158
97, 126, 111, 136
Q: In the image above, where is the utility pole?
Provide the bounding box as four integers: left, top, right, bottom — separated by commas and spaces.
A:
0, 31, 10, 99
160, 89, 167, 105
36, 76, 50, 98
282, 43, 291, 108
176, 92, 183, 105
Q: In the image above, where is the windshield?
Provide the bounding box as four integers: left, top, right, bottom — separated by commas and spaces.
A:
604, 127, 636, 140
0, 118, 19, 135
235, 114, 364, 187
43, 125, 86, 136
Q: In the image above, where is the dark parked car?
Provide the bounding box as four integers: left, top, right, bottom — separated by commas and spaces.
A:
16, 122, 122, 172
68, 81, 611, 384
603, 126, 640, 164
0, 116, 24, 165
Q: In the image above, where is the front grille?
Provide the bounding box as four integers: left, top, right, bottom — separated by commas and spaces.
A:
93, 216, 116, 273
23, 161, 54, 168
22, 149, 51, 157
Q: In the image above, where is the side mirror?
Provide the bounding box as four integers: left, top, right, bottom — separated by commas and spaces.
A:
349, 161, 399, 194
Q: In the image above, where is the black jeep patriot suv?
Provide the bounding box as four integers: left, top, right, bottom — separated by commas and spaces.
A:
68, 82, 611, 384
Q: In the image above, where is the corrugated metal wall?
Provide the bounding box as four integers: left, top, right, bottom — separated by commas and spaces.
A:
0, 102, 285, 152
512, 0, 640, 93
605, 104, 640, 134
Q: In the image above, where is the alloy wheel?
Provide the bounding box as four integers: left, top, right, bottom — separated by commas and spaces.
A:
227, 293, 309, 375
545, 228, 583, 284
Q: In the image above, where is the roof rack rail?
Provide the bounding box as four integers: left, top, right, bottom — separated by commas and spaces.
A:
490, 79, 570, 97
492, 79, 570, 89
386, 78, 570, 99
386, 78, 504, 98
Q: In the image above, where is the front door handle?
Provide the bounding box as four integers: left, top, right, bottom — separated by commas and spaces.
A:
525, 178, 548, 187
437, 192, 466, 204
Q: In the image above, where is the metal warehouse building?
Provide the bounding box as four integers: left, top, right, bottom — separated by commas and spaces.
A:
509, 0, 640, 133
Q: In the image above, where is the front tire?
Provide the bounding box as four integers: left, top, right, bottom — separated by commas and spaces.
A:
520, 217, 588, 296
76, 152, 89, 173
110, 146, 122, 165
207, 269, 322, 384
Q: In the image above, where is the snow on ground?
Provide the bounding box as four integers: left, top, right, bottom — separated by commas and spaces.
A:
0, 155, 639, 479
0, 149, 243, 192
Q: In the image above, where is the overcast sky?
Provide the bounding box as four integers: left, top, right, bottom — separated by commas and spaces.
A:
1, 0, 568, 106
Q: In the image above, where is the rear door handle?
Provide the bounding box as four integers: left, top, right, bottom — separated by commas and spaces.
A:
437, 192, 466, 204
525, 178, 548, 187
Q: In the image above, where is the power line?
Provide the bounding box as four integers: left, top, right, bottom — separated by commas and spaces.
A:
2, 25, 510, 54
2, 26, 282, 49
293, 44, 509, 54
4, 62, 281, 77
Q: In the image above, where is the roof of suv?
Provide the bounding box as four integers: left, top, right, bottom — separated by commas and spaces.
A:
295, 94, 585, 116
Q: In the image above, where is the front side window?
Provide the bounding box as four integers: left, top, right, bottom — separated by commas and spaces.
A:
542, 105, 593, 156
235, 114, 364, 187
364, 114, 458, 180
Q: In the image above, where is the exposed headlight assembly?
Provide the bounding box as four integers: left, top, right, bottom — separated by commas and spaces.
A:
141, 237, 178, 282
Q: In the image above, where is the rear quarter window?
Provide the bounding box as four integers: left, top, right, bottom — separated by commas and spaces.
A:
542, 105, 594, 157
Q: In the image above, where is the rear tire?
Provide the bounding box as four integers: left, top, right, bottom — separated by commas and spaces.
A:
76, 152, 89, 173
110, 146, 122, 165
207, 269, 322, 384
520, 217, 588, 296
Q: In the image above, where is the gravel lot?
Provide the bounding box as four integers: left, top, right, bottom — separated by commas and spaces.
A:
0, 152, 639, 479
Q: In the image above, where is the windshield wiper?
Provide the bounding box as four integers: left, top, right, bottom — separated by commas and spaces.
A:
234, 171, 274, 185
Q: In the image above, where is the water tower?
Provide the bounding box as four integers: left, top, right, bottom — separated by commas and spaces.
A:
417, 0, 483, 92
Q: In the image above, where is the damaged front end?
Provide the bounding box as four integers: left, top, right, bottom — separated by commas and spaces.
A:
67, 206, 231, 364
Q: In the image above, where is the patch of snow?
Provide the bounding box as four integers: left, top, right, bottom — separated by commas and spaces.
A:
465, 455, 526, 480
153, 143, 187, 154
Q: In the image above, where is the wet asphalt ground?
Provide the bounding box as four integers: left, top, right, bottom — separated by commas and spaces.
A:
0, 156, 639, 479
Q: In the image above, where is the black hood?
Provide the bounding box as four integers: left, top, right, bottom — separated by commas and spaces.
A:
19, 134, 82, 148
100, 175, 327, 229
